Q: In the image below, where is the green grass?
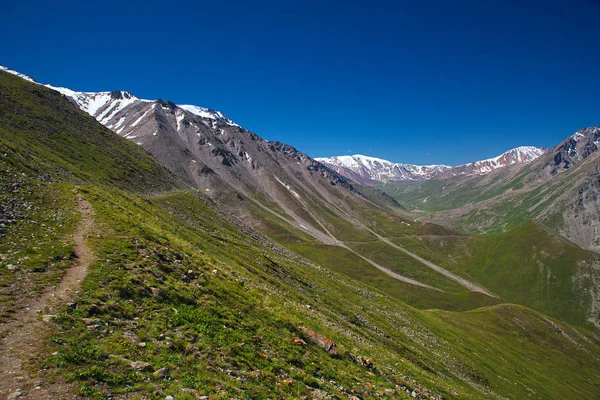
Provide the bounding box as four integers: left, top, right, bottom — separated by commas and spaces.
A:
378, 167, 532, 213
0, 145, 79, 321
45, 187, 423, 398
2, 68, 600, 399
392, 221, 600, 329
344, 240, 465, 292
351, 183, 406, 211
46, 186, 600, 399
245, 184, 498, 313
286, 242, 498, 312
419, 304, 600, 399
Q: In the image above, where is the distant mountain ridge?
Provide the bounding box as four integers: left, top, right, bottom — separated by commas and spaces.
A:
317, 146, 545, 184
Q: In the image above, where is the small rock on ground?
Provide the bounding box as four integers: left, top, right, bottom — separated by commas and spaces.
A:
130, 361, 152, 371
153, 367, 168, 378
42, 314, 56, 322
8, 389, 23, 400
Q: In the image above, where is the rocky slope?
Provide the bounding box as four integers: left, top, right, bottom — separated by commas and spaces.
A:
0, 65, 381, 242
317, 147, 544, 184
540, 126, 600, 176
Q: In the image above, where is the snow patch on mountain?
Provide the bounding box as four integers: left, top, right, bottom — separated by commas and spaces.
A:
0, 65, 36, 82
317, 146, 545, 184
179, 105, 239, 127
131, 106, 154, 127
275, 177, 301, 199
477, 146, 543, 165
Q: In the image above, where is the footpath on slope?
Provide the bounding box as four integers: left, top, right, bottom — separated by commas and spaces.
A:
374, 235, 499, 298
340, 245, 444, 291
319, 199, 499, 297
0, 197, 94, 400
266, 178, 452, 289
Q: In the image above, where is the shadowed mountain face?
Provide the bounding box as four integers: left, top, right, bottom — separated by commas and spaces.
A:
541, 126, 600, 176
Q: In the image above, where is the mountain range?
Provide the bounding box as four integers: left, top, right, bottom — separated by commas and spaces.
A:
316, 146, 545, 184
368, 125, 600, 252
0, 65, 398, 245
0, 64, 546, 188
1, 64, 599, 399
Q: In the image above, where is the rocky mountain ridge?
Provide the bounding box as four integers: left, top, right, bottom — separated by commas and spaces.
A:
317, 146, 545, 184
0, 65, 239, 129
542, 126, 600, 175
379, 124, 600, 253
0, 65, 396, 245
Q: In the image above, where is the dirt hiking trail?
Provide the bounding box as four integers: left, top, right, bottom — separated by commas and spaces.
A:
0, 198, 94, 400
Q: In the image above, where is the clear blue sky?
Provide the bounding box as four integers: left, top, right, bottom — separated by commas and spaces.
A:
1, 0, 599, 165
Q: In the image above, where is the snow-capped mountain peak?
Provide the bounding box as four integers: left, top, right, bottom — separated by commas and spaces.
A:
46, 88, 150, 124
0, 64, 36, 82
478, 146, 543, 165
328, 154, 395, 169
317, 146, 545, 184
0, 64, 239, 129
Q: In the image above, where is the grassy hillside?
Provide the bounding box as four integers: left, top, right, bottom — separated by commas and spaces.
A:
391, 221, 600, 329
246, 177, 599, 326
0, 70, 179, 193
23, 185, 595, 400
247, 188, 500, 312
445, 152, 600, 239
1, 69, 599, 399
352, 183, 408, 211
286, 242, 499, 312
376, 163, 533, 214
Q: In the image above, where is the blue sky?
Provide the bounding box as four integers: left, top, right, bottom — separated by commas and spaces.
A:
1, 0, 599, 165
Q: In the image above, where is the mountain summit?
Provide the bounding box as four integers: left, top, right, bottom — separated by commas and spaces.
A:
0, 64, 239, 131
316, 146, 545, 185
